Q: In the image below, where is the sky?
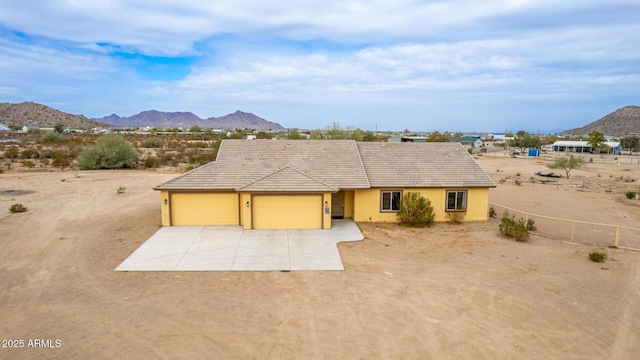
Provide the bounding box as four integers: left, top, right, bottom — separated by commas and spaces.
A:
1, 1, 639, 132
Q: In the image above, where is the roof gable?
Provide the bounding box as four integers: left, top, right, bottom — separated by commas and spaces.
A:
237, 165, 337, 192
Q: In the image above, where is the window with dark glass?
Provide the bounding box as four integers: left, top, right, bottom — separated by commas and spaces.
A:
446, 190, 467, 211
381, 191, 402, 212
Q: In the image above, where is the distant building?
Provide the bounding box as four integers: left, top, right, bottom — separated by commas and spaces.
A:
450, 137, 483, 148
0, 123, 10, 131
22, 125, 40, 133
387, 136, 427, 143
552, 141, 622, 155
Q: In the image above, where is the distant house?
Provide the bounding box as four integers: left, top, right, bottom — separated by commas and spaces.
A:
450, 137, 483, 148
22, 125, 40, 133
0, 123, 10, 131
552, 141, 622, 155
154, 140, 496, 229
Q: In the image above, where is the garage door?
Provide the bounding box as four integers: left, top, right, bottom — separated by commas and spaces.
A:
252, 195, 322, 229
170, 193, 239, 226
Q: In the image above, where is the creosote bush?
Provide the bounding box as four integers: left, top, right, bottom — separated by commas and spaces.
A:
588, 251, 606, 263
9, 203, 28, 213
397, 192, 435, 227
446, 211, 465, 224
77, 134, 139, 170
498, 211, 530, 242
625, 191, 637, 199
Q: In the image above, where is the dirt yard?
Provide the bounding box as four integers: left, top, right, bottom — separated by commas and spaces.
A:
1, 155, 639, 359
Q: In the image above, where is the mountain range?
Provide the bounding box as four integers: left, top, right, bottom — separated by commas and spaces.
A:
0, 102, 104, 129
94, 110, 285, 131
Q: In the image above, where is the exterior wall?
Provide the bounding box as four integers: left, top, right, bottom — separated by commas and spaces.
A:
240, 192, 252, 229
353, 187, 490, 223
160, 190, 171, 226
322, 192, 332, 229
344, 190, 354, 218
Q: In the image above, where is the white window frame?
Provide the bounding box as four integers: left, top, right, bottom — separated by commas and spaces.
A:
446, 190, 467, 212
380, 190, 402, 212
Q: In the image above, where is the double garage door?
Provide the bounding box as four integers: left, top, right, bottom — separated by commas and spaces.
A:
170, 193, 322, 229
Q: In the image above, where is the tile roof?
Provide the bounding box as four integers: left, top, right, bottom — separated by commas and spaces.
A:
154, 139, 495, 191
357, 142, 495, 188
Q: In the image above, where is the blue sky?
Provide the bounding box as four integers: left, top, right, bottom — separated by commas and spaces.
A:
1, 1, 639, 132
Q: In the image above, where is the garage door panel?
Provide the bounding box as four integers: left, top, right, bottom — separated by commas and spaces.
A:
253, 195, 322, 229
171, 193, 239, 226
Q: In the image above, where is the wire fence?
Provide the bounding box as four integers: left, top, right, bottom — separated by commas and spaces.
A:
490, 202, 640, 251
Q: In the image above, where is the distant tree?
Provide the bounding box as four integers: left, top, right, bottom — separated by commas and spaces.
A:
309, 129, 325, 139
511, 130, 541, 150
426, 131, 449, 142
54, 123, 65, 133
255, 131, 273, 139
547, 155, 585, 179
541, 135, 559, 145
287, 128, 305, 140
453, 132, 464, 137
587, 131, 607, 153
325, 122, 350, 139
27, 127, 41, 134
189, 125, 202, 133
620, 136, 640, 154
42, 131, 62, 143
77, 134, 139, 170
362, 131, 377, 142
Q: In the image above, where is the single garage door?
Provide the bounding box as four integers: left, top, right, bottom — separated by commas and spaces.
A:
171, 193, 239, 226
252, 195, 322, 229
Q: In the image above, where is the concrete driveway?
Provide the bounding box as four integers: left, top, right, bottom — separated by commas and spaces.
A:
115, 220, 363, 271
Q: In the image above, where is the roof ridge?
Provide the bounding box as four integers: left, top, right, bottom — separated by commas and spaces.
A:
152, 161, 217, 190
354, 141, 372, 188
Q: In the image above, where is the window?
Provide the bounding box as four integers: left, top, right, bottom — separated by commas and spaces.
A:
446, 190, 467, 211
381, 191, 402, 212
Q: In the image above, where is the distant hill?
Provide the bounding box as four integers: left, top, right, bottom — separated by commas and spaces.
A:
96, 110, 285, 131
566, 106, 640, 136
0, 102, 105, 129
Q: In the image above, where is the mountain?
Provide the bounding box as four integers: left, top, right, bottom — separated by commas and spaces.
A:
0, 101, 106, 129
96, 110, 285, 131
565, 106, 640, 136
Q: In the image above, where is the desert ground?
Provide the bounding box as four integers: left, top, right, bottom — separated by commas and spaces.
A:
1, 153, 639, 359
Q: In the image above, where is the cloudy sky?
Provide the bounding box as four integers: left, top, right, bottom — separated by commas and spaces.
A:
1, 1, 638, 132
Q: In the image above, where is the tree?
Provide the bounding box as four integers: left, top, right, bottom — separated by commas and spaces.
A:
587, 131, 607, 153
286, 128, 305, 140
511, 130, 541, 150
620, 136, 640, 154
325, 122, 350, 139
547, 155, 585, 179
189, 125, 202, 133
426, 131, 450, 142
54, 123, 65, 133
77, 134, 139, 169
397, 192, 435, 227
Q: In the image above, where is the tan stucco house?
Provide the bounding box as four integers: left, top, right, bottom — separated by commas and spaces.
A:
154, 140, 496, 229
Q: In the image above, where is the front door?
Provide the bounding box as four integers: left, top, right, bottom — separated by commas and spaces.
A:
332, 191, 345, 219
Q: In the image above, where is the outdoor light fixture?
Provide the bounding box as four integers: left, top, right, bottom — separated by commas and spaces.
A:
164, 199, 167, 205
325, 201, 328, 207
246, 201, 250, 207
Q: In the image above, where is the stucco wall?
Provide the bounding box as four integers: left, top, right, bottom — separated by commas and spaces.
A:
353, 188, 490, 223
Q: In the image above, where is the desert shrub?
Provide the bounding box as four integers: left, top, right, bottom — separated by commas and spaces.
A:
21, 160, 35, 168
77, 134, 139, 170
514, 179, 522, 186
498, 178, 506, 184
499, 211, 530, 242
625, 191, 637, 199
588, 251, 606, 263
9, 203, 27, 213
21, 147, 39, 159
489, 206, 496, 218
447, 211, 465, 224
50, 150, 72, 167
3, 146, 19, 159
397, 192, 435, 227
526, 219, 537, 231
141, 137, 163, 148
144, 156, 158, 168
42, 131, 62, 143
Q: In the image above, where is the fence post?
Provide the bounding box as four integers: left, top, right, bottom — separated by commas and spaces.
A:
571, 222, 575, 241
615, 226, 620, 248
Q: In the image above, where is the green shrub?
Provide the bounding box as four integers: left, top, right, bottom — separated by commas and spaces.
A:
42, 131, 62, 143
498, 211, 530, 242
625, 191, 637, 199
21, 160, 35, 168
144, 156, 158, 168
588, 251, 606, 263
77, 134, 139, 170
527, 219, 536, 231
9, 203, 27, 213
141, 137, 163, 148
489, 206, 497, 218
397, 192, 435, 227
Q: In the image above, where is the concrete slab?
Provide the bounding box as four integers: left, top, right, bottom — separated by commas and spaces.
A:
115, 220, 363, 272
